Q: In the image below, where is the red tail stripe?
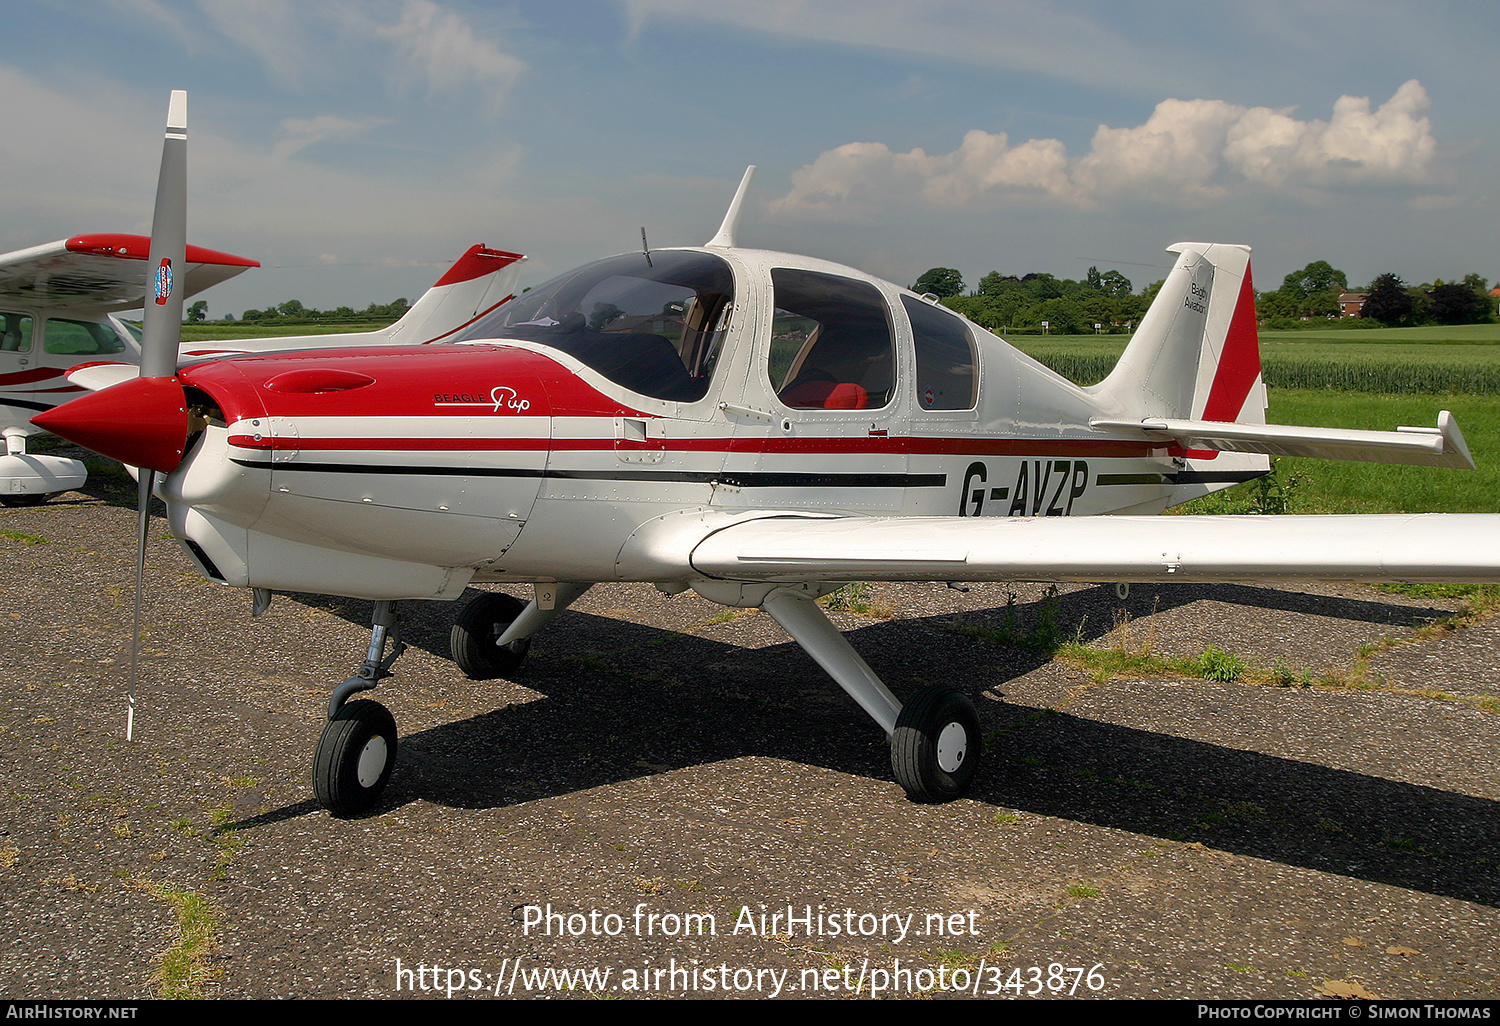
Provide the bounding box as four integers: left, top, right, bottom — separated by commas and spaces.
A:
1199, 267, 1262, 423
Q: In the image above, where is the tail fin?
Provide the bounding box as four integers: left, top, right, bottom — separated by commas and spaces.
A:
386, 245, 527, 345
1094, 242, 1264, 426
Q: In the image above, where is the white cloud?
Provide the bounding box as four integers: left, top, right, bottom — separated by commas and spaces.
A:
619, 0, 1191, 98
179, 1, 524, 114
374, 0, 526, 114
197, 0, 320, 88
271, 115, 387, 162
773, 81, 1437, 216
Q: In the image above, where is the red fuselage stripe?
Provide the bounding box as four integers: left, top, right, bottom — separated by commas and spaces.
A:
227, 433, 1158, 457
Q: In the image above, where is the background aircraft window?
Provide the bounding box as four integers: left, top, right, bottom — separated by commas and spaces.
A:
0, 312, 32, 352
43, 318, 126, 356
454, 251, 734, 402
901, 295, 977, 410
769, 268, 895, 410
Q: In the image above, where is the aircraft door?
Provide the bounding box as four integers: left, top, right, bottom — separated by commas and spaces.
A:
719, 266, 908, 514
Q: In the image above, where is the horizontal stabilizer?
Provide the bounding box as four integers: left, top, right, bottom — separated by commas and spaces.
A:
1089, 411, 1475, 469
686, 513, 1500, 585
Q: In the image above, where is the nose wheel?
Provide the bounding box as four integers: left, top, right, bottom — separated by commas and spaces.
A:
313, 699, 398, 817
891, 686, 981, 802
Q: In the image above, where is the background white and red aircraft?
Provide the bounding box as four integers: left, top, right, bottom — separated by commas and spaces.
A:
1, 230, 524, 505
37, 96, 1500, 817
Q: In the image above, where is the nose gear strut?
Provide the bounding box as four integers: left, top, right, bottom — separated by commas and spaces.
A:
327, 600, 407, 719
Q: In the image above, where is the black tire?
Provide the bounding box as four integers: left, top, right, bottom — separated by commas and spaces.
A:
313, 699, 397, 817
0, 493, 47, 507
450, 592, 530, 680
891, 686, 981, 802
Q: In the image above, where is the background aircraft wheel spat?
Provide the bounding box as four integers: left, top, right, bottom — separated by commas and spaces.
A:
891, 686, 982, 802
313, 699, 398, 817
451, 592, 531, 680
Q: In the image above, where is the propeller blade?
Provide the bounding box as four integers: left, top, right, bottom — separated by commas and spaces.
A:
126, 469, 154, 741
139, 89, 187, 379
124, 90, 189, 740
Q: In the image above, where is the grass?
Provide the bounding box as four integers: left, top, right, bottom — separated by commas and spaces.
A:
0, 528, 48, 545
145, 882, 220, 999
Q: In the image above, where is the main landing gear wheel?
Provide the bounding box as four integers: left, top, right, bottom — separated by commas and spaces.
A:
451, 592, 529, 680
891, 686, 982, 803
314, 699, 397, 817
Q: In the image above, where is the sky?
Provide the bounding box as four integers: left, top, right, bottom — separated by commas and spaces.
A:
3, 1, 1497, 317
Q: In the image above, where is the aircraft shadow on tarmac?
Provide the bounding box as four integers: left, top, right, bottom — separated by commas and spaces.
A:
221, 585, 1500, 911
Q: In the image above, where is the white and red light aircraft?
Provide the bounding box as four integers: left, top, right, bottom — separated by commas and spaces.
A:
2, 228, 524, 505
35, 95, 1500, 816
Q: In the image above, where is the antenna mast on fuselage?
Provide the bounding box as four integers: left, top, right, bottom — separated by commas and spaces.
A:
705, 166, 755, 248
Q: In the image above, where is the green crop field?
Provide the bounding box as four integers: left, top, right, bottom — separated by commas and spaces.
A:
1013, 322, 1500, 394
178, 321, 395, 342
1260, 323, 1500, 345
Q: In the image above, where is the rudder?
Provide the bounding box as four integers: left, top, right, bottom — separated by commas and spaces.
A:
1094, 242, 1265, 427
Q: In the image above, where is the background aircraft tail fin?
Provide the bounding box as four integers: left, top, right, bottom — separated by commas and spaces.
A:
386, 245, 527, 345
1093, 242, 1265, 427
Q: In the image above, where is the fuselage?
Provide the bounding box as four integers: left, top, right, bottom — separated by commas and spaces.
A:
132, 246, 1260, 600
0, 309, 138, 436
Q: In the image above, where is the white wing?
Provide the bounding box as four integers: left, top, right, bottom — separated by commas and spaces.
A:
637, 511, 1500, 586
0, 234, 257, 312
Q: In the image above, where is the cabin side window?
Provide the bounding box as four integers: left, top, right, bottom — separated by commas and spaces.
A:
0, 312, 32, 353
43, 318, 127, 356
768, 268, 895, 410
901, 295, 977, 411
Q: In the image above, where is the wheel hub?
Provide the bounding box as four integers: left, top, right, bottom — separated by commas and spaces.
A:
936, 721, 968, 773
356, 736, 389, 788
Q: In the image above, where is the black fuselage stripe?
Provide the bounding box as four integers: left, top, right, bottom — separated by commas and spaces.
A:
1, 397, 53, 413
1166, 470, 1269, 484
230, 458, 945, 489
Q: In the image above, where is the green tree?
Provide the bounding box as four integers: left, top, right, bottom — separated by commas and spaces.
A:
1280, 260, 1348, 300
1363, 273, 1414, 325
912, 267, 964, 298
1097, 269, 1133, 298
187, 300, 207, 322
1429, 282, 1488, 324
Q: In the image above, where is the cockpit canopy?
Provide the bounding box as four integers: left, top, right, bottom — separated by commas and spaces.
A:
454, 250, 734, 402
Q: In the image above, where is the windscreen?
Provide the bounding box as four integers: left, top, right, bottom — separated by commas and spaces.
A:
453, 251, 735, 402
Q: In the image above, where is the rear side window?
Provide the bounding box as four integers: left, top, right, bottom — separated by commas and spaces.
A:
0, 312, 32, 352
902, 295, 976, 411
769, 268, 895, 410
44, 318, 126, 356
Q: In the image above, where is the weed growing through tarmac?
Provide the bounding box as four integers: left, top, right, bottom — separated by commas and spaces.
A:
818, 582, 894, 619
142, 881, 220, 999
0, 528, 47, 545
